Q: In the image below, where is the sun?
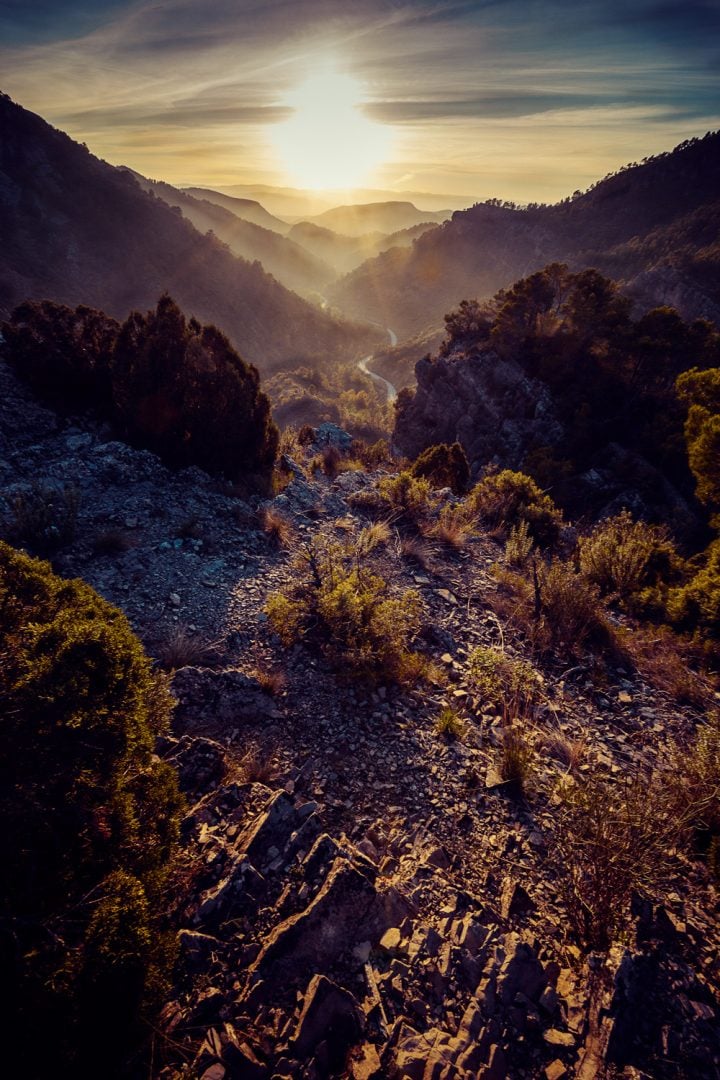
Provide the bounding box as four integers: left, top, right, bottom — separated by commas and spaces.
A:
270, 71, 392, 190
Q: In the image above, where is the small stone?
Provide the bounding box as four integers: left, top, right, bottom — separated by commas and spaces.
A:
617, 691, 633, 704
543, 1029, 576, 1048
380, 927, 402, 951
169, 592, 181, 607
545, 1061, 568, 1080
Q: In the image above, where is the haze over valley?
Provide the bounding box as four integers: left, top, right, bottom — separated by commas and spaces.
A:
3, 3, 720, 1078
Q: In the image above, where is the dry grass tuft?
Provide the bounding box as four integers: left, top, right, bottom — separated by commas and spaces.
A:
398, 535, 432, 571
540, 727, 588, 775
497, 724, 534, 793
153, 625, 222, 670
260, 506, 295, 548
253, 668, 287, 697
237, 743, 279, 785
619, 625, 714, 707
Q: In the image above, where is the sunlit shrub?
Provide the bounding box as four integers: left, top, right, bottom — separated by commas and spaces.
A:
466, 469, 562, 545
579, 511, 681, 599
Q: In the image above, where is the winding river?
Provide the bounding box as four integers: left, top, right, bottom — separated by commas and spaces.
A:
357, 325, 398, 404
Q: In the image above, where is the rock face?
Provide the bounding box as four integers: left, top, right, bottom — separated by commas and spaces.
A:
393, 349, 563, 471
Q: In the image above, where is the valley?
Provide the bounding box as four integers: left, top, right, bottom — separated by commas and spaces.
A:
2, 58, 720, 1080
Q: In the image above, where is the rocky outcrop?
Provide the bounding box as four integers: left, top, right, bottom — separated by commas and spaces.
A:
393, 348, 563, 471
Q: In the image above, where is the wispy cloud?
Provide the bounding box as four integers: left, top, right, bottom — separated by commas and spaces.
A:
1, 0, 718, 200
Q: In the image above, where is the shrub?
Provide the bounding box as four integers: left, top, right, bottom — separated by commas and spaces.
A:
667, 539, 720, 646
355, 438, 390, 469
377, 470, 434, 519
504, 519, 534, 567
666, 713, 720, 840
411, 442, 470, 494
578, 511, 680, 599
549, 772, 684, 949
1, 299, 118, 413
467, 646, 539, 711
7, 482, 80, 553
2, 295, 278, 487
266, 536, 426, 685
0, 541, 183, 1071
435, 706, 466, 739
113, 296, 278, 482
466, 469, 562, 545
537, 559, 608, 652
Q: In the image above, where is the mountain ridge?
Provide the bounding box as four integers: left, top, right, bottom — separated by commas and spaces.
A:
330, 131, 720, 339
0, 92, 380, 371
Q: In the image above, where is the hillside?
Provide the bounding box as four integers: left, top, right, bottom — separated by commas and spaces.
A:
2, 354, 720, 1077
288, 219, 439, 275
309, 200, 450, 237
183, 186, 291, 234
330, 133, 720, 340
124, 171, 336, 296
0, 93, 380, 371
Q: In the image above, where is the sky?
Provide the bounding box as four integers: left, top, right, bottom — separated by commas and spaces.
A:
1, 0, 719, 205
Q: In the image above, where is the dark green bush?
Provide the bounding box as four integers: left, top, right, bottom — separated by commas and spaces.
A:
112, 295, 278, 481
0, 541, 183, 1073
0, 300, 118, 413
2, 295, 278, 486
411, 441, 470, 494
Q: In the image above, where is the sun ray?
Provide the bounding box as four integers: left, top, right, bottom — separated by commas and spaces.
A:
269, 71, 392, 190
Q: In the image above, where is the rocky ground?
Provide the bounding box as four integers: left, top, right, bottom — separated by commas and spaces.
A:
1, 359, 719, 1079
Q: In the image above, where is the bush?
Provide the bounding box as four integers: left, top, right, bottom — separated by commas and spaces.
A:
466, 646, 539, 711
411, 442, 470, 495
578, 511, 680, 600
549, 772, 684, 949
537, 559, 608, 652
113, 296, 278, 482
667, 539, 720, 646
377, 470, 434, 519
0, 541, 183, 1071
466, 469, 562, 545
1, 299, 118, 414
2, 295, 278, 486
266, 536, 426, 685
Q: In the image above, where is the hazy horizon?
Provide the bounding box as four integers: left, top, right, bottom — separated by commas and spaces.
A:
2, 0, 719, 204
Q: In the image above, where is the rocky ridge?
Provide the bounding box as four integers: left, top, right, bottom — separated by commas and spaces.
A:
1, 360, 719, 1077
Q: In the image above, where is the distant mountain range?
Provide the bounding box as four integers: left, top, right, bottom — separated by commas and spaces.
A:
124, 171, 336, 296
330, 132, 720, 339
0, 93, 379, 371
303, 201, 448, 237
204, 183, 470, 219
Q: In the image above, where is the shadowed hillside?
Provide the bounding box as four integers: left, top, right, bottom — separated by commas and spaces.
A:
330, 133, 720, 339
0, 93, 380, 371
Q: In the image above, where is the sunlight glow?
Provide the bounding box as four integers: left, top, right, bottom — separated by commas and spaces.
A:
269, 71, 392, 190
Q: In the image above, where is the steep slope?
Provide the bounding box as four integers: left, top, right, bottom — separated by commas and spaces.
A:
287, 219, 439, 275
125, 171, 335, 296
183, 186, 291, 234
308, 200, 449, 237
2, 357, 720, 1078
331, 133, 720, 339
0, 93, 379, 371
